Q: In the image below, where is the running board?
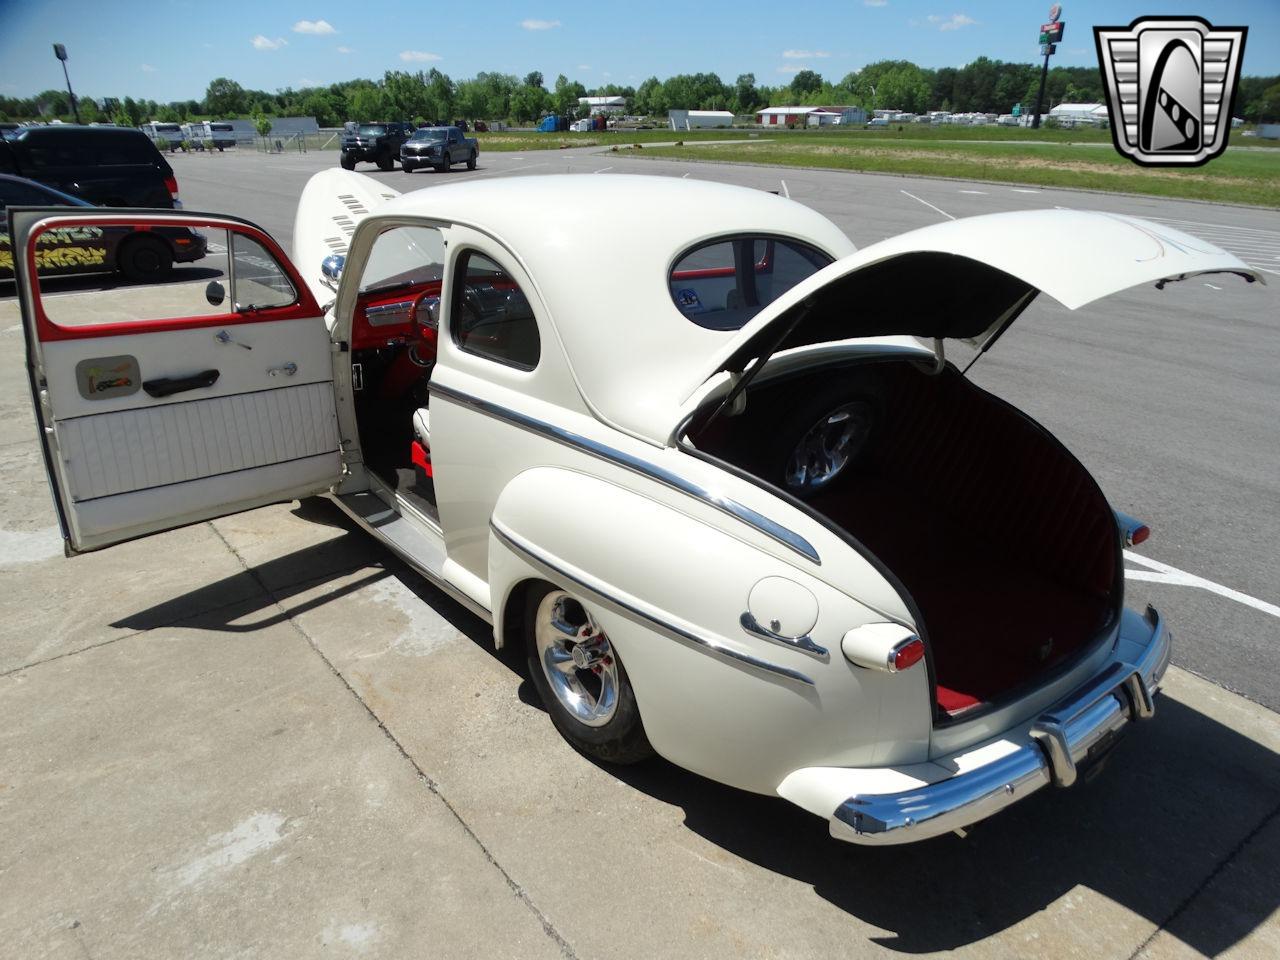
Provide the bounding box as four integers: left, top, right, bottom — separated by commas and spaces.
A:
332, 490, 493, 624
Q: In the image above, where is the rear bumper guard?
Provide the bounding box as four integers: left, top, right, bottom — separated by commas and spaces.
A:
831, 605, 1171, 845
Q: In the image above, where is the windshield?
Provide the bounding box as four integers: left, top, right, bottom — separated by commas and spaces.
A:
357, 125, 387, 136
411, 129, 447, 141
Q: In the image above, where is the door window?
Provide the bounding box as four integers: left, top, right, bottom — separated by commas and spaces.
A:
451, 251, 540, 369
22, 216, 311, 334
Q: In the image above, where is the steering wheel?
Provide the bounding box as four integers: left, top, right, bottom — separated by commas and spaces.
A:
406, 289, 441, 367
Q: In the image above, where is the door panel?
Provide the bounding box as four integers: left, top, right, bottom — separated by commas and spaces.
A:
11, 207, 342, 552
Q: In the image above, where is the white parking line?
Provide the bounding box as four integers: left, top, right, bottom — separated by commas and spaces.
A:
958, 189, 988, 195
1125, 552, 1280, 618
1011, 188, 1042, 194
899, 189, 955, 220
592, 166, 613, 174
1204, 282, 1222, 290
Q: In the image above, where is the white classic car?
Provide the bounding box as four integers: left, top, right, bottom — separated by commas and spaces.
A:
9, 172, 1261, 844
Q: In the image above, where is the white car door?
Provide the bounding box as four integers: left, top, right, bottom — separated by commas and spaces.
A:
11, 207, 342, 553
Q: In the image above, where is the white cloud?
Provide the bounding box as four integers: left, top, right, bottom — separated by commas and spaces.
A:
864, 0, 888, 6
140, 63, 157, 72
782, 49, 830, 59
251, 35, 287, 51
776, 65, 803, 74
400, 50, 442, 62
577, 64, 591, 71
293, 19, 336, 35
928, 13, 977, 31
336, 45, 353, 53
521, 18, 561, 30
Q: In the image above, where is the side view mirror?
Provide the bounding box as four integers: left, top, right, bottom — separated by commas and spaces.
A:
320, 254, 345, 291
205, 280, 226, 306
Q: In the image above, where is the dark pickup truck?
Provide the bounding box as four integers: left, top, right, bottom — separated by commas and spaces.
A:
400, 126, 479, 173
340, 121, 414, 171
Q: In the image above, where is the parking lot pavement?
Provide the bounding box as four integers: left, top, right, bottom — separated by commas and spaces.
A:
2, 156, 1278, 958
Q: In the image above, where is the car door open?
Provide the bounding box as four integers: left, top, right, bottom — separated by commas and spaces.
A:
10, 207, 342, 553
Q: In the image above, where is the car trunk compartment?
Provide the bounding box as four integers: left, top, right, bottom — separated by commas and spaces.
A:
689, 358, 1119, 720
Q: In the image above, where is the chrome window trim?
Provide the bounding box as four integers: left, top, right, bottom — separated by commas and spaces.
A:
431, 382, 820, 565
491, 520, 815, 687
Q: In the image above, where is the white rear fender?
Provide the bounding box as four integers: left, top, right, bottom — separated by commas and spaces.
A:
486, 467, 933, 795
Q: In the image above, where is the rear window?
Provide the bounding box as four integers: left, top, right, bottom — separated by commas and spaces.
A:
669, 236, 832, 330
358, 125, 387, 136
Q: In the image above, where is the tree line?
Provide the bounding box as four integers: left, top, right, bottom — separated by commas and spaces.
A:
4, 58, 1278, 125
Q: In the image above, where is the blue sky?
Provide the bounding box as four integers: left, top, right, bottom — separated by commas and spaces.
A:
1, 0, 1276, 102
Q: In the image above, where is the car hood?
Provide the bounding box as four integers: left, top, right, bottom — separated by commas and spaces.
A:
681, 209, 1261, 428
293, 168, 402, 304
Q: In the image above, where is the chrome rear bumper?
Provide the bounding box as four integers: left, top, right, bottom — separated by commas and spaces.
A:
831, 605, 1171, 845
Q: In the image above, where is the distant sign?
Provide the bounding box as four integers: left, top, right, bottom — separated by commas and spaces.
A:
1040, 21, 1065, 42
1049, 4, 1062, 23
1041, 43, 1058, 56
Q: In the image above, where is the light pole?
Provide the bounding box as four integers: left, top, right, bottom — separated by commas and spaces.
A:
52, 43, 81, 124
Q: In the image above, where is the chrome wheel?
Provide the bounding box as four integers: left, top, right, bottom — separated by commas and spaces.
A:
533, 592, 619, 727
784, 401, 873, 494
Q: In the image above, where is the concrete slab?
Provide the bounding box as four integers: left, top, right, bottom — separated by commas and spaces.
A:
273, 564, 1280, 959
0, 597, 565, 960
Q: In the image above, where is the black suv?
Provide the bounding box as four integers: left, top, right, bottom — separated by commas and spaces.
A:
340, 122, 413, 171
0, 125, 179, 208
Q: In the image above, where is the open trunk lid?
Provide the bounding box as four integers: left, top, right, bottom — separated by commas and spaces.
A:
683, 209, 1261, 419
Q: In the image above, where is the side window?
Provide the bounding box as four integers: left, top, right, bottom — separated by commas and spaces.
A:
451, 251, 540, 370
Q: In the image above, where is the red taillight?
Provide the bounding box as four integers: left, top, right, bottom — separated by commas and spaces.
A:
164, 175, 179, 199
1129, 525, 1150, 546
891, 637, 925, 672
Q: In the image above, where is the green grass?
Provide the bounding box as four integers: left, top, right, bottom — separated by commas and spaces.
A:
633, 134, 1280, 206
473, 129, 759, 151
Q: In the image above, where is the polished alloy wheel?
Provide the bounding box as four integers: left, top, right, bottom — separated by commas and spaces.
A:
534, 592, 619, 727
784, 401, 873, 494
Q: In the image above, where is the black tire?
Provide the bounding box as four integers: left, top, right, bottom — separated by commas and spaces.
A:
377, 150, 394, 172
339, 153, 356, 170
466, 152, 477, 170
524, 586, 653, 765
401, 161, 413, 173
442, 152, 451, 171
117, 235, 173, 283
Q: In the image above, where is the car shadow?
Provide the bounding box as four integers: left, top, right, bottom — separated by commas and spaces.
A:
112, 497, 1280, 956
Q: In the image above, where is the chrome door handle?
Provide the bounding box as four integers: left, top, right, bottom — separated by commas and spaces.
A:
268, 362, 298, 377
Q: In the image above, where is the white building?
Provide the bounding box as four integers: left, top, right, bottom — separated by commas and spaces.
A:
579, 96, 627, 114
1048, 103, 1110, 126
668, 110, 735, 130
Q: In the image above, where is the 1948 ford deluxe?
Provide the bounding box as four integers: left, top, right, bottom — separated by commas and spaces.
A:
9, 171, 1261, 844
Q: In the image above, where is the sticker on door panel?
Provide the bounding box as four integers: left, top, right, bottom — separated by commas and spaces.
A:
75, 356, 141, 400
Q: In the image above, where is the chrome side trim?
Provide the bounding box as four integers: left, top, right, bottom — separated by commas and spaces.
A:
431, 382, 820, 565
827, 606, 1170, 844
490, 520, 815, 687
739, 611, 829, 660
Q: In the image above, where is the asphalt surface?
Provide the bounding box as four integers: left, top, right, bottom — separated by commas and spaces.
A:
170, 145, 1280, 712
